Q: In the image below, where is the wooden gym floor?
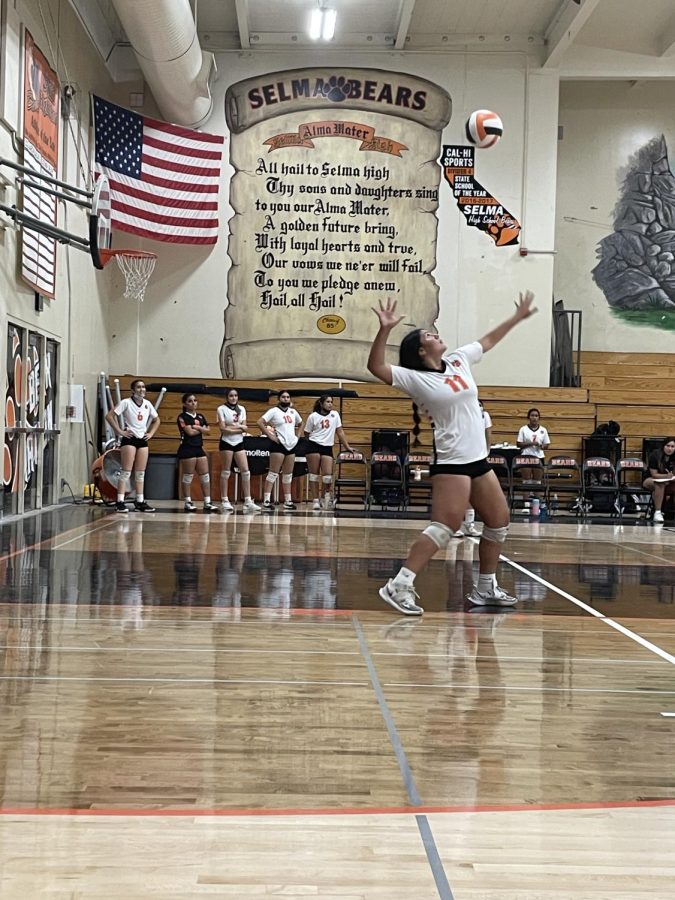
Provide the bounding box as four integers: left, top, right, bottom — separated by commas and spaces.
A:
1, 504, 675, 897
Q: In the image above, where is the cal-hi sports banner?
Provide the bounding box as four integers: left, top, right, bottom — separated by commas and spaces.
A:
441, 145, 520, 247
222, 68, 452, 380
22, 30, 60, 298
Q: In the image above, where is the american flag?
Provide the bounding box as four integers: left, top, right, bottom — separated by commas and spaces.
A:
93, 96, 224, 245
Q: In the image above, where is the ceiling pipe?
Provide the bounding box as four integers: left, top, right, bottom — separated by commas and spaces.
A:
110, 0, 216, 128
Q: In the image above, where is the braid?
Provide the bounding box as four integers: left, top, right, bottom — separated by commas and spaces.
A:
411, 403, 421, 447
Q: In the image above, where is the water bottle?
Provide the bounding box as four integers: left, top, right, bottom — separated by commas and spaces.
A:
531, 497, 540, 518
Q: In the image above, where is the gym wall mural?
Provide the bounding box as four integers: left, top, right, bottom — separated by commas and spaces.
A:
593, 135, 675, 331
221, 68, 451, 380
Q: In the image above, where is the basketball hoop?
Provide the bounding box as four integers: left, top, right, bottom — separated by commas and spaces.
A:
100, 248, 157, 302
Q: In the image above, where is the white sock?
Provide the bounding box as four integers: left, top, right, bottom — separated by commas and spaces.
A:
204, 495, 211, 504
392, 566, 416, 588
477, 573, 496, 594
464, 508, 475, 525
136, 493, 144, 503
264, 492, 271, 503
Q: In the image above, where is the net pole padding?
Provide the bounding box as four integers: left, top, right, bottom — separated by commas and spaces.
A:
99, 248, 157, 302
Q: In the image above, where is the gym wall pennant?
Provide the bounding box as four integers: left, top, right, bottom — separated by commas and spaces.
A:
441, 145, 521, 247
222, 68, 451, 380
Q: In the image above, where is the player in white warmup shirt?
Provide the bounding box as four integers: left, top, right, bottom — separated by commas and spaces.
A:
216, 388, 261, 513
304, 395, 355, 510
516, 408, 551, 481
367, 292, 536, 616
105, 379, 160, 514
257, 390, 303, 513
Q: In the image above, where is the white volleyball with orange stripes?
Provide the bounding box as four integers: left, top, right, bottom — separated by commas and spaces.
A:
465, 109, 503, 148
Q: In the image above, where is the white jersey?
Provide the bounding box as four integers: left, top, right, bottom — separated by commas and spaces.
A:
262, 406, 302, 450
517, 424, 550, 459
217, 403, 247, 447
481, 408, 492, 454
391, 341, 484, 465
304, 410, 342, 446
114, 397, 158, 439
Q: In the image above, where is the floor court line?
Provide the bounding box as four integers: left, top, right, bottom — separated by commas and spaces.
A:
0, 673, 671, 695
0, 674, 370, 687
2, 798, 675, 818
1, 645, 665, 665
501, 553, 675, 667
0, 518, 116, 564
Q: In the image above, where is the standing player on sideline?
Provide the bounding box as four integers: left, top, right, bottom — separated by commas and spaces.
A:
106, 379, 160, 513
257, 390, 302, 513
367, 293, 536, 616
516, 408, 550, 481
176, 393, 219, 513
216, 388, 261, 513
457, 400, 493, 537
304, 395, 355, 510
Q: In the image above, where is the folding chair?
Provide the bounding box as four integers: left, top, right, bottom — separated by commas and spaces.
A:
334, 451, 369, 510
369, 451, 407, 511
544, 456, 583, 516
405, 452, 433, 510
582, 457, 618, 517
615, 458, 651, 521
486, 454, 512, 507
511, 455, 545, 513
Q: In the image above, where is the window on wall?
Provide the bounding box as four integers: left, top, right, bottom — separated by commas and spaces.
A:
3, 324, 59, 518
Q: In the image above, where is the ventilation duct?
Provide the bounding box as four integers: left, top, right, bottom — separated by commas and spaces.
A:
111, 0, 215, 128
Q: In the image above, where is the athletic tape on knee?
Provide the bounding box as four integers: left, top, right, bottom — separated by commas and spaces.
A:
221, 470, 231, 481
199, 473, 210, 485
182, 473, 194, 485
308, 473, 320, 483
282, 473, 293, 485
322, 475, 332, 485
266, 471, 279, 484
423, 521, 453, 549
241, 470, 251, 482
481, 524, 509, 544
119, 470, 132, 484
135, 470, 145, 483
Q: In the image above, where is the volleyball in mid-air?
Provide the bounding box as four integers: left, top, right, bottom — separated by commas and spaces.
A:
465, 109, 503, 148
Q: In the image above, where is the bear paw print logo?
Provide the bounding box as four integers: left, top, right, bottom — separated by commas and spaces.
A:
324, 76, 351, 102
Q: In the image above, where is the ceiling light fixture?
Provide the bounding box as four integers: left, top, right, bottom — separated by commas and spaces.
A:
309, 4, 337, 41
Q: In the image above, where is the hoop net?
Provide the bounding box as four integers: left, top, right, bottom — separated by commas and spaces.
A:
100, 249, 157, 302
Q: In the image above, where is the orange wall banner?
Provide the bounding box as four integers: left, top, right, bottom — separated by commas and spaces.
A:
21, 30, 60, 298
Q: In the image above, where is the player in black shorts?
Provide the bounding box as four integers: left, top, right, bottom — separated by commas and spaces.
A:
177, 393, 219, 513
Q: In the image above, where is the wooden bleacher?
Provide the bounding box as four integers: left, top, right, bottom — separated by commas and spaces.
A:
110, 352, 674, 466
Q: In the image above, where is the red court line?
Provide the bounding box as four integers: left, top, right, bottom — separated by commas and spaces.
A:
0, 518, 114, 565
2, 799, 675, 818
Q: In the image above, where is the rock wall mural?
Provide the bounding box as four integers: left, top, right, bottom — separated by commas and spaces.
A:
593, 136, 675, 316
221, 68, 452, 380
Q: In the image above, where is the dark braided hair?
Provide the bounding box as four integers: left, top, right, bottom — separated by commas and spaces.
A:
399, 329, 433, 448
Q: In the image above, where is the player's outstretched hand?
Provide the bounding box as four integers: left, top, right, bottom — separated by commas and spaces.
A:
372, 298, 405, 330
514, 290, 537, 320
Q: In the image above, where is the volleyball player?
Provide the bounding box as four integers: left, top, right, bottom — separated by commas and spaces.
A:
304, 395, 354, 510
105, 379, 159, 513
216, 388, 260, 513
367, 293, 536, 616
257, 390, 302, 513
176, 393, 219, 513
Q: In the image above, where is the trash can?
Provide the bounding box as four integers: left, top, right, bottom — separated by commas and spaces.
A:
145, 453, 177, 500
